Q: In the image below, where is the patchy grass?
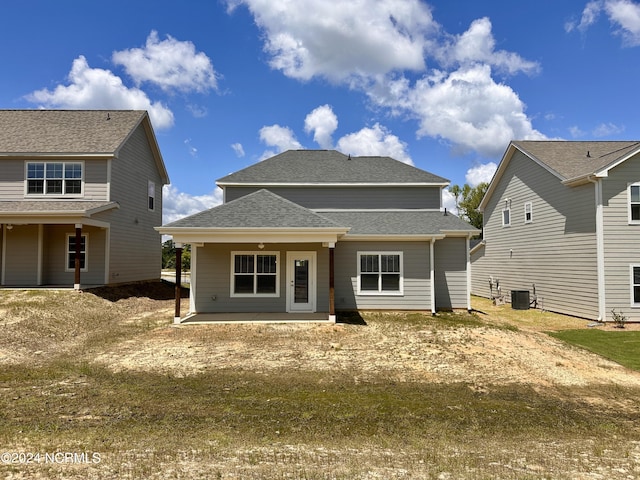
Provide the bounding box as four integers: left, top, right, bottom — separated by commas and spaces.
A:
549, 329, 640, 371
1, 287, 640, 479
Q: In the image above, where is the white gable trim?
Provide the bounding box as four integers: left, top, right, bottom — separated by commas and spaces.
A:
479, 142, 565, 212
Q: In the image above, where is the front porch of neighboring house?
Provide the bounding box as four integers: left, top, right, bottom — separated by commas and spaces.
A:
0, 222, 108, 289
170, 238, 341, 325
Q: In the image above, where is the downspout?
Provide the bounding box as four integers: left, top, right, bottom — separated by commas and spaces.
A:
466, 235, 472, 312
588, 176, 606, 322
430, 238, 436, 315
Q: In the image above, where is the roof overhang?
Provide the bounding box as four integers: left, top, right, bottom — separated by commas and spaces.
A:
218, 182, 449, 188
0, 201, 118, 228
155, 226, 350, 244
340, 234, 446, 241
0, 153, 115, 160
478, 142, 565, 212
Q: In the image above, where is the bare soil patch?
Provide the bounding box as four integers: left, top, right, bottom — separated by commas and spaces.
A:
2, 285, 640, 479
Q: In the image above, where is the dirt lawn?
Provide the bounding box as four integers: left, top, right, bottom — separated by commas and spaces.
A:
3, 286, 640, 479
86, 293, 640, 391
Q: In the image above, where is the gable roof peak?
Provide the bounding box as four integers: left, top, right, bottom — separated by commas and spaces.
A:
217, 149, 449, 185
511, 140, 640, 180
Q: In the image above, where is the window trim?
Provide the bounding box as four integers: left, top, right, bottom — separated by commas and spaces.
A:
524, 201, 533, 224
631, 265, 640, 307
230, 251, 280, 298
25, 161, 84, 197
502, 207, 511, 227
629, 183, 640, 224
148, 180, 156, 211
357, 251, 404, 296
65, 233, 88, 273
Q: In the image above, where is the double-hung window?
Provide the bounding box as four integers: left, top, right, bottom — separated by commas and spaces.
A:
502, 207, 511, 227
358, 252, 403, 295
66, 234, 88, 272
631, 265, 640, 306
148, 180, 156, 211
231, 252, 279, 297
524, 202, 533, 224
26, 162, 82, 196
629, 183, 640, 223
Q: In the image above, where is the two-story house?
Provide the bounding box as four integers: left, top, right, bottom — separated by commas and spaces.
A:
471, 140, 640, 322
157, 150, 479, 323
0, 110, 169, 288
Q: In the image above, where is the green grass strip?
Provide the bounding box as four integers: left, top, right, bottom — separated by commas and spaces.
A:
549, 329, 640, 371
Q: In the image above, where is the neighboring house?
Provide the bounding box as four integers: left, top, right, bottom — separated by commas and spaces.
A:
471, 140, 640, 322
157, 150, 478, 323
0, 110, 169, 288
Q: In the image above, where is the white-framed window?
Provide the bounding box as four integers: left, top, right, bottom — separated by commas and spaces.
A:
502, 207, 511, 227
26, 162, 83, 196
230, 251, 280, 297
65, 233, 88, 272
524, 202, 533, 224
629, 183, 640, 224
148, 180, 156, 211
631, 265, 640, 306
357, 252, 403, 295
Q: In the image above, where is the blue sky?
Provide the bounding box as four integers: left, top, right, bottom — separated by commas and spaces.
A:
2, 0, 640, 221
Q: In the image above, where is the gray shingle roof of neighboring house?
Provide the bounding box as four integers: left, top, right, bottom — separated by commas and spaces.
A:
162, 189, 347, 230
512, 140, 640, 181
0, 110, 148, 154
321, 211, 479, 236
217, 150, 449, 185
0, 201, 118, 215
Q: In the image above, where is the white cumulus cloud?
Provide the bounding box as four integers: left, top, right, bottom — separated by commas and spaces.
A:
465, 162, 497, 186
226, 0, 435, 81
112, 30, 219, 92
25, 56, 175, 130
259, 124, 303, 159
336, 123, 413, 164
371, 64, 546, 158
567, 0, 640, 46
438, 17, 540, 76
162, 185, 223, 224
304, 104, 338, 149
231, 143, 245, 157
228, 1, 543, 159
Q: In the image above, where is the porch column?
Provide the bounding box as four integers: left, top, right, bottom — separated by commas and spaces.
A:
74, 224, 82, 290
174, 243, 183, 324
430, 239, 436, 315
329, 242, 336, 323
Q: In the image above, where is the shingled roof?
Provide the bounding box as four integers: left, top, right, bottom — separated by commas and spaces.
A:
321, 210, 479, 236
0, 110, 151, 154
162, 189, 347, 230
217, 150, 449, 185
512, 140, 640, 181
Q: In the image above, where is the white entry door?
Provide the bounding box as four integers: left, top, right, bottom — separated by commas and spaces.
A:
286, 251, 316, 312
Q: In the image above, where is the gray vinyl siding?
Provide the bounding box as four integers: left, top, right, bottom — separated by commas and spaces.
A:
0, 160, 24, 199
99, 123, 163, 284
193, 243, 329, 313
601, 155, 640, 321
83, 159, 109, 200
225, 186, 441, 210
472, 150, 599, 320
3, 224, 39, 285
0, 158, 108, 200
41, 225, 106, 285
334, 241, 431, 311
434, 237, 468, 310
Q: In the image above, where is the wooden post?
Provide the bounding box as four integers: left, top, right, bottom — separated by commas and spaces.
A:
74, 224, 82, 290
329, 243, 336, 323
174, 244, 183, 324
